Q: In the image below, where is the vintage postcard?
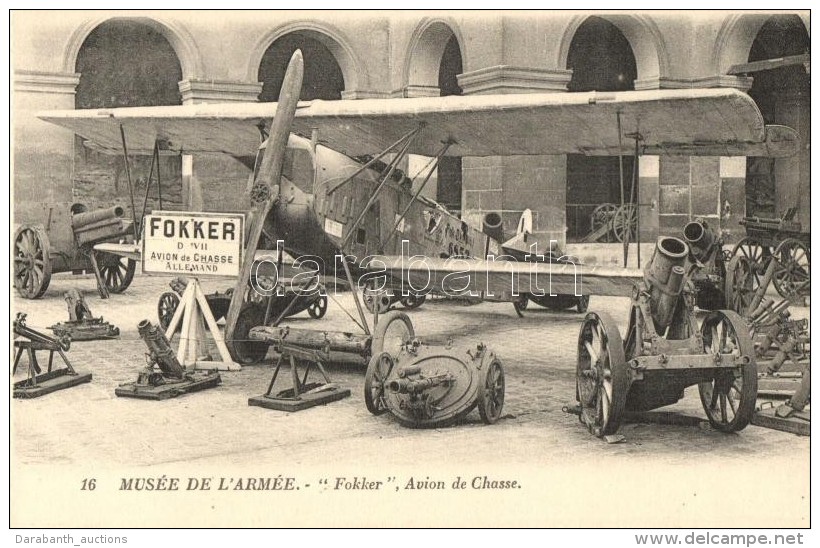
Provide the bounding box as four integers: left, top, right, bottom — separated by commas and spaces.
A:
9, 9, 810, 530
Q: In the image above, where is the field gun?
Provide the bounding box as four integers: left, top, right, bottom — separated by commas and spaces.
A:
571, 236, 758, 438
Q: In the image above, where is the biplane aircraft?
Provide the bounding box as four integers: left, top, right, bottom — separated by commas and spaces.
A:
38, 50, 799, 364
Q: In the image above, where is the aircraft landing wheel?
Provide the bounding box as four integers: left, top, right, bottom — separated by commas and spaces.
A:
576, 295, 590, 313
364, 352, 394, 415
576, 311, 629, 437
772, 238, 810, 298
13, 225, 52, 299
400, 293, 426, 310
698, 310, 757, 433
230, 304, 269, 365
371, 311, 415, 360
98, 252, 136, 294
307, 295, 328, 319
478, 357, 505, 424
724, 254, 755, 315
157, 292, 180, 331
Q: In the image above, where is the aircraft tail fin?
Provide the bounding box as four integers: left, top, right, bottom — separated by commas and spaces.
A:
500, 209, 533, 254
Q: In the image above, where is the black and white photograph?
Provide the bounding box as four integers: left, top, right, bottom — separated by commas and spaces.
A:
9, 9, 811, 532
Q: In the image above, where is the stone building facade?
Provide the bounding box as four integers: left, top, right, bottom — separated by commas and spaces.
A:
12, 11, 810, 249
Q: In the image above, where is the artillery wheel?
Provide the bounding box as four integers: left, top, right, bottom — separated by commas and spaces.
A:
13, 225, 52, 299
576, 295, 590, 313
513, 294, 528, 317
400, 293, 427, 310
157, 291, 181, 331
611, 204, 637, 243
97, 252, 136, 294
731, 237, 771, 290
230, 304, 269, 365
364, 352, 394, 415
478, 357, 505, 424
724, 255, 755, 315
772, 238, 810, 298
371, 311, 415, 359
576, 311, 629, 437
307, 295, 328, 319
590, 203, 618, 241
698, 310, 757, 433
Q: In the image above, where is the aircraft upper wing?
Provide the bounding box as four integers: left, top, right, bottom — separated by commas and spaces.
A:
38, 88, 798, 158
364, 256, 643, 298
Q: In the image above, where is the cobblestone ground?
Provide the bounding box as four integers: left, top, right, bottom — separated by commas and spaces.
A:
10, 270, 810, 526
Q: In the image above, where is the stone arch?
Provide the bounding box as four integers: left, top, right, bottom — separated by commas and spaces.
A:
558, 14, 666, 85
403, 18, 466, 93
63, 15, 202, 79
247, 21, 362, 93
714, 13, 810, 75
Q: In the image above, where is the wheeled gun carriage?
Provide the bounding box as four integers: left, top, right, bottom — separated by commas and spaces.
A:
731, 208, 810, 300
244, 309, 505, 425
13, 202, 137, 299
573, 236, 758, 437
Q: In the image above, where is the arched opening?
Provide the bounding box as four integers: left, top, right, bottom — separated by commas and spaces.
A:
565, 16, 638, 242
743, 15, 809, 221
435, 34, 464, 212
258, 32, 345, 101
74, 19, 184, 211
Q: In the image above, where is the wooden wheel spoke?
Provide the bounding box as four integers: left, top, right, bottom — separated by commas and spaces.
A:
719, 392, 728, 423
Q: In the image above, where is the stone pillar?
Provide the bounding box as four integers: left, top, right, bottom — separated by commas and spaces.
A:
177, 79, 263, 212
458, 66, 572, 248
643, 75, 753, 239
773, 89, 810, 228
13, 70, 81, 251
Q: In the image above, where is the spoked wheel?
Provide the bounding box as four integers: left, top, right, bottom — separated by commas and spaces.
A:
724, 255, 755, 315
13, 225, 51, 299
97, 252, 136, 294
698, 310, 757, 433
576, 295, 590, 313
371, 311, 415, 359
772, 238, 810, 298
611, 204, 637, 243
590, 203, 618, 241
400, 293, 427, 310
576, 311, 630, 437
230, 304, 269, 365
513, 294, 528, 317
307, 295, 328, 319
478, 358, 505, 424
157, 292, 181, 331
731, 237, 771, 290
364, 352, 394, 415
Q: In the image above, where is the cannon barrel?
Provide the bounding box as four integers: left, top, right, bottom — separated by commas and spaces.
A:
482, 212, 504, 243
138, 319, 184, 378
388, 374, 450, 395
644, 237, 689, 332
72, 205, 125, 230
683, 220, 716, 261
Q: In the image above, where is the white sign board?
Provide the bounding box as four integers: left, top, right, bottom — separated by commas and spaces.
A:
142, 212, 244, 277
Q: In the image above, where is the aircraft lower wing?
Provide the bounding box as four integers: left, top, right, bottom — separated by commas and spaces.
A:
364, 256, 642, 298
93, 242, 142, 262
39, 88, 798, 159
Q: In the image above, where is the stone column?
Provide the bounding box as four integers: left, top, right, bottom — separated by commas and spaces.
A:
177, 79, 263, 212
642, 75, 753, 241
13, 70, 81, 251
457, 66, 572, 248
773, 88, 810, 228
